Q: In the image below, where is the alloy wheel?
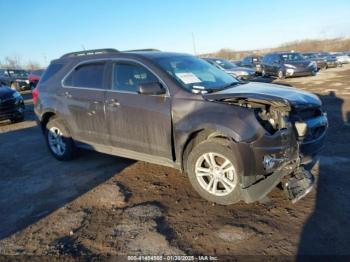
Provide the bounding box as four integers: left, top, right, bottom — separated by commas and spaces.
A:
48, 127, 66, 156
195, 152, 238, 196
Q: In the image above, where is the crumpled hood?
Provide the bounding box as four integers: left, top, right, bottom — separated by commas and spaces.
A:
203, 82, 322, 108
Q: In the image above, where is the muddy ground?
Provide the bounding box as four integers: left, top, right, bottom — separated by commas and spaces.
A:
0, 66, 350, 260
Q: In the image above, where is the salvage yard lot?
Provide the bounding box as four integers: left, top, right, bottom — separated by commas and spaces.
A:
1, 66, 350, 258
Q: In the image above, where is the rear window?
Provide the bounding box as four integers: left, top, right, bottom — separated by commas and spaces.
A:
64, 63, 105, 89
40, 63, 64, 83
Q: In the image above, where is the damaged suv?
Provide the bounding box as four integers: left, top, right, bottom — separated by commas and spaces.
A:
33, 49, 328, 205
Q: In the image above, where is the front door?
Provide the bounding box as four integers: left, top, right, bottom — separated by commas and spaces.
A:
105, 61, 173, 160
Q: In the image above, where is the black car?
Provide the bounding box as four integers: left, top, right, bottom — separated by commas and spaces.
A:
203, 58, 256, 80
240, 55, 263, 74
261, 52, 317, 79
0, 69, 30, 91
34, 48, 327, 205
302, 53, 327, 71
0, 83, 25, 122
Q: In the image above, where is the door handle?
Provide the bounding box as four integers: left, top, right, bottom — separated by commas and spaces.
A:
106, 98, 120, 107
64, 91, 72, 98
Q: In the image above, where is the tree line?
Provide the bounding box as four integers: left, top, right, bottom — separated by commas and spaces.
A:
0, 56, 42, 71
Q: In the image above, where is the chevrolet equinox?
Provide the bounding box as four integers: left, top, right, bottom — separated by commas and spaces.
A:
33, 49, 328, 205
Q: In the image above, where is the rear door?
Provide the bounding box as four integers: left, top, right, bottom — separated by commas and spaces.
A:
62, 61, 109, 145
104, 60, 173, 159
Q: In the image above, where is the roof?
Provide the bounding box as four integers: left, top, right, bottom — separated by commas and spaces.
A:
55, 48, 190, 63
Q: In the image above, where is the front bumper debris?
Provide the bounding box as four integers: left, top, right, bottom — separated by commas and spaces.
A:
284, 167, 315, 203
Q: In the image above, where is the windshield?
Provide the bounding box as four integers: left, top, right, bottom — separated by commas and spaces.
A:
8, 70, 28, 78
213, 59, 237, 70
154, 55, 239, 92
281, 53, 304, 61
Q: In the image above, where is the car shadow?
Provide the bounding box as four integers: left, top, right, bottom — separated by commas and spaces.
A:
297, 91, 350, 257
0, 123, 134, 240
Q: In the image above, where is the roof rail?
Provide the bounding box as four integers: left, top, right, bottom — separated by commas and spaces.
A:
60, 48, 119, 58
123, 48, 160, 52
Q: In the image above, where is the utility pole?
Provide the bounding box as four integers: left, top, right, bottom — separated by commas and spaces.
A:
192, 32, 197, 55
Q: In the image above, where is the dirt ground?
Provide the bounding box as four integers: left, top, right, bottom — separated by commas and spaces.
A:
0, 65, 350, 260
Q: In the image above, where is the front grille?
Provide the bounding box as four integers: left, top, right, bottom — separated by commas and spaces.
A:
0, 98, 16, 111
290, 107, 322, 121
290, 106, 326, 142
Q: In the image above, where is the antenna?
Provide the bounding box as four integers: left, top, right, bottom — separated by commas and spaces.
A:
192, 32, 197, 55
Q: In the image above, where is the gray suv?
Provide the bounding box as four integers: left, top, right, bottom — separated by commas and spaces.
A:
34, 49, 328, 205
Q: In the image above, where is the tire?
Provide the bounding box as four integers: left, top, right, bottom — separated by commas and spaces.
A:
262, 69, 268, 78
186, 138, 242, 205
278, 69, 285, 79
45, 117, 76, 161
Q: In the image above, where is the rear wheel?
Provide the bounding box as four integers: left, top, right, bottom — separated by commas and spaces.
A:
45, 117, 76, 160
186, 138, 242, 205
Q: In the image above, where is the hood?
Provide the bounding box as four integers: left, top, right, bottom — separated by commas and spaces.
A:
284, 60, 311, 67
0, 86, 15, 99
203, 82, 321, 108
225, 67, 255, 74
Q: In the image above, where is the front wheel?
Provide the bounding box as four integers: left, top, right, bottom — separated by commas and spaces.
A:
278, 69, 285, 79
186, 138, 242, 205
45, 117, 76, 161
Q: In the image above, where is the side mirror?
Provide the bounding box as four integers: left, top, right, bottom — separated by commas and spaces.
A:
138, 82, 166, 95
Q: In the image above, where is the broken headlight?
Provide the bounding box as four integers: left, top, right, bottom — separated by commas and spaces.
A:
255, 107, 290, 134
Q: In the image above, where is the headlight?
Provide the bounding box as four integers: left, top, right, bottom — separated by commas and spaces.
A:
25, 80, 30, 84
235, 71, 249, 76
308, 61, 317, 67
284, 64, 296, 69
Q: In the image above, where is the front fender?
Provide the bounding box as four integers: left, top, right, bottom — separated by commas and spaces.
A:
172, 98, 265, 166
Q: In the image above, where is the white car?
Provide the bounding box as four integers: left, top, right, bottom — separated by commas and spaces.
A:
335, 53, 350, 64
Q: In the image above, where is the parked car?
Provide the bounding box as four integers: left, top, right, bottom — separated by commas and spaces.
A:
0, 83, 25, 122
261, 52, 317, 79
334, 52, 350, 64
302, 52, 327, 70
316, 52, 340, 68
203, 58, 256, 80
34, 48, 327, 205
0, 69, 30, 91
240, 55, 263, 74
28, 69, 45, 89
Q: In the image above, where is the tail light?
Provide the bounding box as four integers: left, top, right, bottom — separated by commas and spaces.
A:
32, 86, 39, 106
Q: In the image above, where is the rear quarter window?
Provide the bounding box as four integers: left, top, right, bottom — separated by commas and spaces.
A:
40, 63, 64, 83
64, 63, 105, 89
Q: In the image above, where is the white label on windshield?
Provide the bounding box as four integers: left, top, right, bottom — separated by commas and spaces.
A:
175, 73, 201, 84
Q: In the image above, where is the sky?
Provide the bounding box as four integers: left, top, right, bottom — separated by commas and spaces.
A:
0, 0, 349, 66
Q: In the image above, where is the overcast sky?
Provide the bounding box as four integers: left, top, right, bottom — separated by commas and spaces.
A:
1, 0, 349, 66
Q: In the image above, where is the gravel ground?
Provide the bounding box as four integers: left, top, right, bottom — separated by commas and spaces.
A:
1, 65, 350, 260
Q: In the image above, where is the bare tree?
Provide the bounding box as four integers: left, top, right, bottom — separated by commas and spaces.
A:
25, 61, 41, 71
3, 55, 22, 69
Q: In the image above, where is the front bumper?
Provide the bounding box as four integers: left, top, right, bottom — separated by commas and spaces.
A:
285, 67, 315, 77
0, 98, 25, 121
238, 114, 326, 203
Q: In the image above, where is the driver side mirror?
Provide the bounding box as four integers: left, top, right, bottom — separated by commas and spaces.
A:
138, 82, 166, 95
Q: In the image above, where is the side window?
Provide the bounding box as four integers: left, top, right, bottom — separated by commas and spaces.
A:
41, 63, 64, 83
112, 63, 158, 93
65, 63, 105, 88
